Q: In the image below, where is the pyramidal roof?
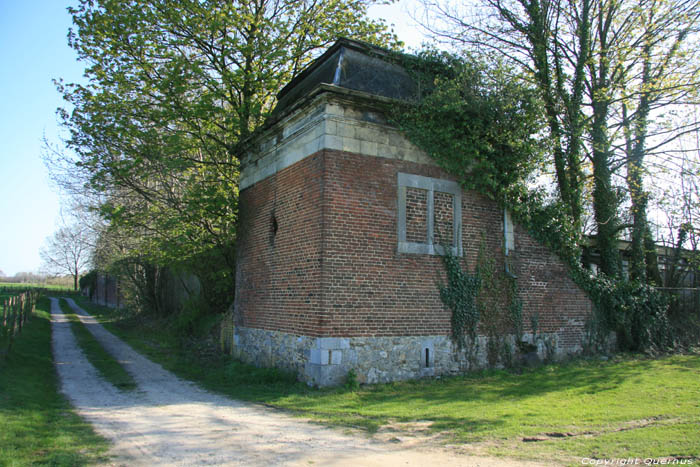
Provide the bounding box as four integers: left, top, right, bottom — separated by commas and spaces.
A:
272, 38, 417, 117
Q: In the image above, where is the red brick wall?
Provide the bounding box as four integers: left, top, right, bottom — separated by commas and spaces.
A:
321, 150, 450, 336
234, 152, 326, 336
235, 149, 591, 342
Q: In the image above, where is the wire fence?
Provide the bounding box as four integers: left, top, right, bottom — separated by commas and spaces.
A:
1, 289, 40, 360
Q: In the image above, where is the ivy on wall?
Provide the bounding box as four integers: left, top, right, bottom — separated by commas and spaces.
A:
391, 50, 545, 201
439, 237, 524, 366
438, 251, 480, 351
393, 50, 674, 354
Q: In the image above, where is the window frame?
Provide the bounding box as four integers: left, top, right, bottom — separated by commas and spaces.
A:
397, 172, 462, 256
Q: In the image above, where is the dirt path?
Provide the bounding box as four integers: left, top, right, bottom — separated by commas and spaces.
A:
51, 297, 550, 466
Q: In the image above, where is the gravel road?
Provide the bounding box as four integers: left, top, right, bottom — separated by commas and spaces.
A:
50, 297, 548, 466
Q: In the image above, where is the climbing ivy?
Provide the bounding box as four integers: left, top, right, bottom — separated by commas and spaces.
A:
475, 237, 523, 367
390, 50, 545, 200
438, 251, 480, 351
394, 51, 673, 354
438, 237, 525, 366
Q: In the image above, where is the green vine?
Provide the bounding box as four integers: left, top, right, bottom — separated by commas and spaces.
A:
439, 250, 480, 352
439, 236, 525, 367
392, 51, 672, 355
476, 236, 523, 367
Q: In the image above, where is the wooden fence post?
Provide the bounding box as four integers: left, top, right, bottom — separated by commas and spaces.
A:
7, 300, 17, 354
26, 292, 33, 323
17, 294, 24, 334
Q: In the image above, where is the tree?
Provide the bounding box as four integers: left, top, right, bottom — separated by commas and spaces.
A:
614, 0, 700, 283
654, 126, 700, 287
51, 0, 398, 310
417, 0, 619, 273
416, 0, 700, 279
40, 223, 92, 291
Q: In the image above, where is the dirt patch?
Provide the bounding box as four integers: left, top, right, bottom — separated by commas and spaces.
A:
52, 297, 552, 466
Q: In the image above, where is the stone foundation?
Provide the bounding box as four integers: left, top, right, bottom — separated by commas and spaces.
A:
231, 326, 580, 386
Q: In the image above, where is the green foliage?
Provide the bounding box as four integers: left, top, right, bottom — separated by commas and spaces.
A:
504, 187, 583, 268
78, 269, 98, 297
475, 237, 523, 367
223, 360, 297, 386
57, 0, 399, 314
392, 51, 545, 199
584, 277, 672, 353
170, 294, 220, 338
438, 251, 480, 350
438, 237, 525, 368
344, 368, 359, 390
189, 243, 236, 314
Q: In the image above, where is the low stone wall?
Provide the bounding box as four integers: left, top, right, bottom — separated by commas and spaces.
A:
231, 325, 579, 386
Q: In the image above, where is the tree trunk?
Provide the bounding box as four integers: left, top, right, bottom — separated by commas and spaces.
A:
591, 101, 621, 277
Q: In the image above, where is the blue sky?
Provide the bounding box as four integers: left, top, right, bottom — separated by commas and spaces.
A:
0, 1, 85, 276
0, 0, 424, 277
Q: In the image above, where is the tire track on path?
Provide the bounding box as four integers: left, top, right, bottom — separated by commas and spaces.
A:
51, 297, 548, 466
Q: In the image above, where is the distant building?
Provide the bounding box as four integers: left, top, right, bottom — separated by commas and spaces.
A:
582, 236, 698, 287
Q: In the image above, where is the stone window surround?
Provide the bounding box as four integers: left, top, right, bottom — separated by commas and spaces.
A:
397, 172, 462, 256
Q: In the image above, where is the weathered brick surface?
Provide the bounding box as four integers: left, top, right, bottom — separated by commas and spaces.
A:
434, 191, 455, 246
234, 153, 326, 336
405, 187, 427, 243
235, 148, 592, 345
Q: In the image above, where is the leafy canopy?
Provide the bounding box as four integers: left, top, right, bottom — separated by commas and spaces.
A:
56, 0, 398, 308
392, 51, 545, 199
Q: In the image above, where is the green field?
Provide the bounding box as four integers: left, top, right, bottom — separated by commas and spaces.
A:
0, 297, 110, 466
0, 281, 73, 293
74, 295, 700, 465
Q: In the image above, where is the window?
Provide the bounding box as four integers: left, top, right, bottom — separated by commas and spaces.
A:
397, 173, 462, 256
504, 208, 516, 276
503, 208, 514, 256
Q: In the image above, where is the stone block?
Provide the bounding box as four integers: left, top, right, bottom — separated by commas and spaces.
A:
338, 122, 356, 139
342, 137, 361, 154
324, 119, 337, 136
316, 337, 350, 350
360, 140, 378, 157
304, 136, 323, 155
325, 103, 344, 117
323, 135, 343, 151
310, 348, 322, 365
355, 125, 376, 142
330, 350, 342, 365
344, 106, 363, 120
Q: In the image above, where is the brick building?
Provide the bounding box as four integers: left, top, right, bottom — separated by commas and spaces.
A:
231, 39, 593, 386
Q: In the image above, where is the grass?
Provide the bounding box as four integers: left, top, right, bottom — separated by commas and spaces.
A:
0, 296, 110, 466
58, 298, 137, 391
0, 282, 75, 292
74, 295, 700, 465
